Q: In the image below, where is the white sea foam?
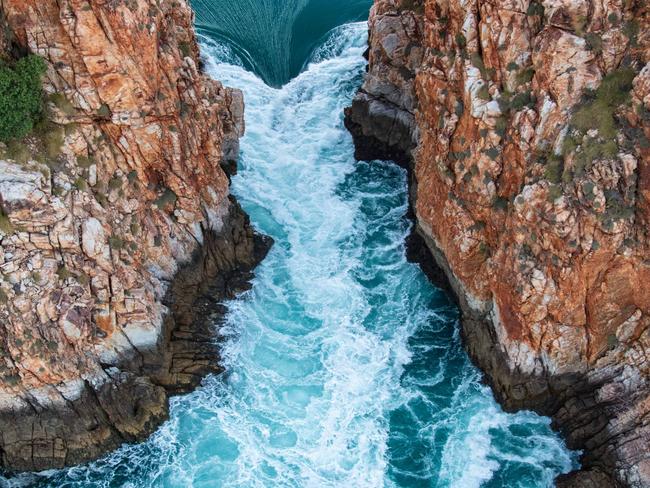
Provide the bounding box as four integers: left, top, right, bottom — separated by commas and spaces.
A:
2, 21, 579, 488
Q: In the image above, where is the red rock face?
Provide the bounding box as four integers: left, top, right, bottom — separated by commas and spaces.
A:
0, 0, 269, 471
347, 0, 650, 485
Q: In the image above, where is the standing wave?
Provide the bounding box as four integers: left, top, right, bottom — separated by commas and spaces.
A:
2, 22, 578, 488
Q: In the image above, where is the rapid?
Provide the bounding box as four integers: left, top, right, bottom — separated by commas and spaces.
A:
2, 4, 578, 488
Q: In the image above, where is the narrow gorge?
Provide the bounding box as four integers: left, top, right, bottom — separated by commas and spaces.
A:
0, 0, 648, 487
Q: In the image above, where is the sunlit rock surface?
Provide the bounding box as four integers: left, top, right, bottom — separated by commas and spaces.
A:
346, 0, 650, 485
0, 0, 269, 471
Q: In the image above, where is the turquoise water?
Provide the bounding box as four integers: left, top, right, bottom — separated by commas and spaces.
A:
192, 0, 372, 86
2, 5, 579, 488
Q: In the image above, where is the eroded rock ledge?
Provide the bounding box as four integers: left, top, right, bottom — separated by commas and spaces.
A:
346, 1, 650, 486
0, 0, 270, 471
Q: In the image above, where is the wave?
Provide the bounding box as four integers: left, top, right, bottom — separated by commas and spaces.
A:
3, 21, 578, 488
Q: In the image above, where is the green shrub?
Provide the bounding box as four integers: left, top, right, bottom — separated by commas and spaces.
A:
0, 208, 14, 234
582, 180, 595, 196
76, 154, 95, 168
544, 155, 563, 183
492, 196, 509, 210
455, 33, 467, 49
178, 41, 191, 58
471, 53, 494, 80
516, 68, 535, 85
5, 140, 30, 164
42, 124, 64, 159
499, 89, 535, 113
561, 68, 636, 179
484, 147, 500, 160
108, 176, 122, 190
526, 2, 544, 17
130, 221, 140, 235
0, 55, 47, 142
455, 101, 465, 117
97, 103, 111, 118
56, 265, 73, 281
48, 93, 76, 116
494, 116, 508, 136
574, 136, 618, 176
108, 236, 124, 250
477, 85, 491, 101
584, 33, 603, 54
64, 123, 78, 136
77, 272, 90, 286
605, 190, 634, 221
547, 185, 562, 202
511, 90, 535, 110
506, 61, 519, 72
401, 0, 424, 13
95, 191, 108, 207
155, 188, 177, 209
478, 242, 491, 257
607, 333, 619, 350
571, 68, 635, 139
73, 177, 88, 191
622, 20, 639, 46
572, 16, 589, 36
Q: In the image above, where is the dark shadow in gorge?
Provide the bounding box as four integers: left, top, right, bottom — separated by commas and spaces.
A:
191, 0, 372, 86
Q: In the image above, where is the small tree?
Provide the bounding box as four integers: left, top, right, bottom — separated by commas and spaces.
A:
0, 55, 47, 142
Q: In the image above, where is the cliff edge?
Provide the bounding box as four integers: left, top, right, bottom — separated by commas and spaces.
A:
0, 0, 270, 471
346, 0, 650, 486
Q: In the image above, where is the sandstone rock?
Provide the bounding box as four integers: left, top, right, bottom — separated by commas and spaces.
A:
81, 217, 111, 270
0, 0, 271, 471
347, 0, 650, 485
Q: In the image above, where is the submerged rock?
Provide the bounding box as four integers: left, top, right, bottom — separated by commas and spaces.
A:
0, 0, 270, 471
347, 0, 650, 486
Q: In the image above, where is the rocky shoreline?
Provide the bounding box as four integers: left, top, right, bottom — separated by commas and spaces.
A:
0, 0, 271, 472
0, 201, 271, 472
346, 1, 650, 486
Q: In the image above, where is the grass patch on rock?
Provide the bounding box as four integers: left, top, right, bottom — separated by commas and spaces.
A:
0, 208, 14, 234
562, 68, 636, 179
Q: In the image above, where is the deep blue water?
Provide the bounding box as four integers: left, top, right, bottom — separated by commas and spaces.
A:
192, 0, 372, 86
1, 2, 579, 487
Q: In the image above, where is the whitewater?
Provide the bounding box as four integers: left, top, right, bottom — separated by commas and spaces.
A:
4, 22, 578, 488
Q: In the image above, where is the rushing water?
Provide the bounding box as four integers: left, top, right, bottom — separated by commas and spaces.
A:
2, 4, 580, 488
192, 0, 372, 86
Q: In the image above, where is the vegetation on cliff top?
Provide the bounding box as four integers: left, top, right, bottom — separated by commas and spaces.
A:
0, 54, 78, 170
0, 55, 46, 142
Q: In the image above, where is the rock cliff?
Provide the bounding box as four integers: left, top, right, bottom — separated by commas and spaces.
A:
346, 0, 650, 485
0, 0, 269, 471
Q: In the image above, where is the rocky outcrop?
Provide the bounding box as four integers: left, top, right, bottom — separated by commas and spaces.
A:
0, 0, 270, 471
347, 0, 650, 485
